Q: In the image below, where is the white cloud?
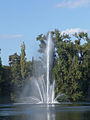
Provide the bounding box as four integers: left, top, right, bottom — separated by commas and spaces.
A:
0, 34, 23, 39
56, 0, 89, 8
61, 28, 89, 35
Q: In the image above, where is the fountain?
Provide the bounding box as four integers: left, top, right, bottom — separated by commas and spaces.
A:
20, 32, 61, 104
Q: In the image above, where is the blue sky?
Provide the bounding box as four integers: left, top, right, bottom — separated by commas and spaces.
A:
0, 0, 90, 65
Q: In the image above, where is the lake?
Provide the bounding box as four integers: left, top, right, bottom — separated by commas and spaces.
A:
0, 103, 90, 120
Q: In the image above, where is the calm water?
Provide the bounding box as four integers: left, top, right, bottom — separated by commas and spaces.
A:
0, 103, 90, 120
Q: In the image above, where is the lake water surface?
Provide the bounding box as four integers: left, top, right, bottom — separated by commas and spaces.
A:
0, 103, 90, 120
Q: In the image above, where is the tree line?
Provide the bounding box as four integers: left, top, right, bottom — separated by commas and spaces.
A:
0, 29, 90, 102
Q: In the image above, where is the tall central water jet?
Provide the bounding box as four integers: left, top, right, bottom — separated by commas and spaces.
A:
46, 32, 54, 103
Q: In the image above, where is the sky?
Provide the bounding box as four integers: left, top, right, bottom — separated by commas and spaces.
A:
0, 0, 90, 65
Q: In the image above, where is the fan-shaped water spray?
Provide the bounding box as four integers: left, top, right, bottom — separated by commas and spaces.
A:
20, 32, 61, 104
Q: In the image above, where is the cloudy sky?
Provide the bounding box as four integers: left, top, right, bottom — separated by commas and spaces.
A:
0, 0, 90, 65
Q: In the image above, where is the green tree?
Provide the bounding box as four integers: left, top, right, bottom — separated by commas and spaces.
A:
1, 66, 11, 96
20, 42, 26, 79
0, 49, 3, 95
9, 52, 22, 99
87, 39, 90, 97
53, 31, 90, 101
0, 50, 11, 100
9, 53, 22, 86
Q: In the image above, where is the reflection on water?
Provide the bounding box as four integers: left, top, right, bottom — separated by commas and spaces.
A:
0, 103, 90, 120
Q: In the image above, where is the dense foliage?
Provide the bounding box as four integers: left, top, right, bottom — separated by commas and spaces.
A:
36, 30, 90, 101
0, 30, 90, 102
